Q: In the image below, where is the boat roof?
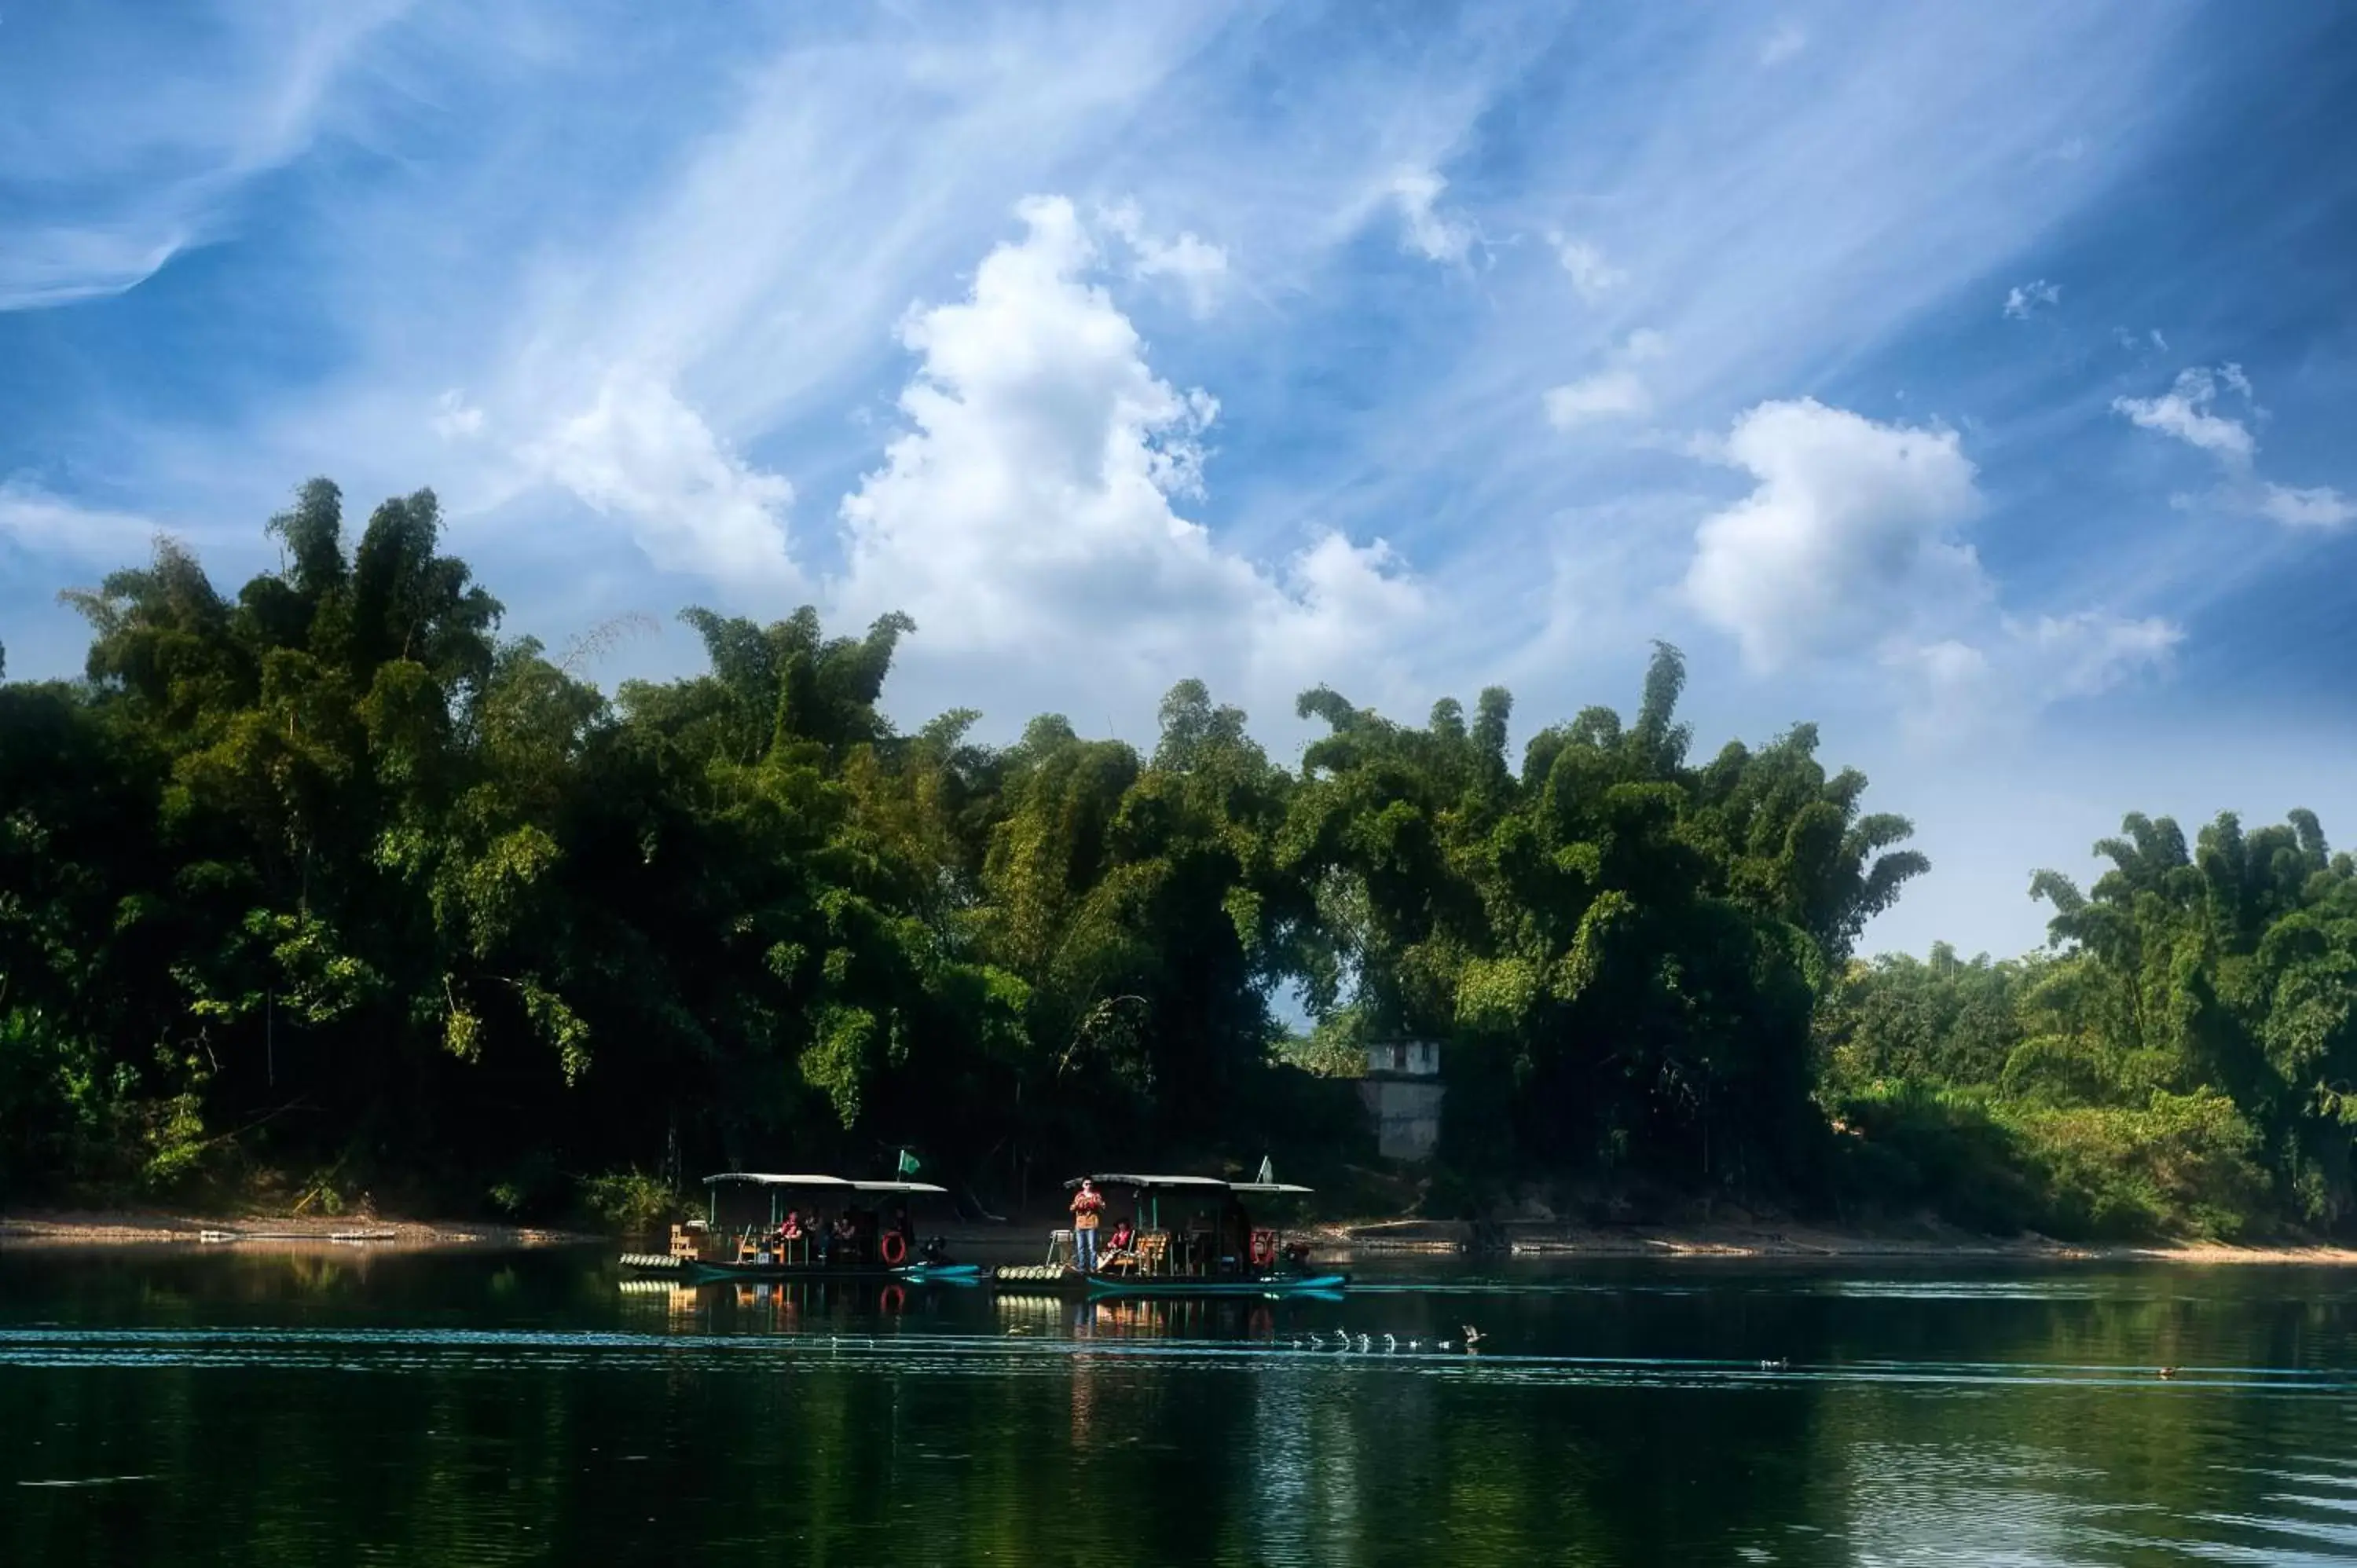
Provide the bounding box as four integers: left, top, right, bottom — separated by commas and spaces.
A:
702, 1173, 948, 1195
1065, 1172, 1314, 1195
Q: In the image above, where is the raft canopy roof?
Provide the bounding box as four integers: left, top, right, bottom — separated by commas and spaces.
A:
702, 1173, 948, 1196
1065, 1173, 1314, 1195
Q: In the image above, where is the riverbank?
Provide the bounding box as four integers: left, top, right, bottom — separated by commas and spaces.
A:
1306, 1216, 2357, 1264
9, 1207, 2355, 1263
0, 1209, 595, 1250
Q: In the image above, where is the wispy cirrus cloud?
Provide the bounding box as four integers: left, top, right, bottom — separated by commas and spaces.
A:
0, 480, 168, 562
0, 0, 410, 310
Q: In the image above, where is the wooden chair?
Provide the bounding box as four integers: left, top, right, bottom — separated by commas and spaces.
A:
1137, 1231, 1170, 1277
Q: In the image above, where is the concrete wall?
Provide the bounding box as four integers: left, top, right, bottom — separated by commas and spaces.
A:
1358, 1078, 1446, 1162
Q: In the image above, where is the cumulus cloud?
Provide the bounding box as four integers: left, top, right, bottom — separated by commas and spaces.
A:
1099, 200, 1229, 316
1389, 169, 1474, 265
834, 196, 1423, 695
1684, 399, 1986, 669
522, 368, 797, 583
2002, 278, 2061, 320
1549, 233, 1626, 301
2113, 365, 2256, 463
1684, 399, 2180, 732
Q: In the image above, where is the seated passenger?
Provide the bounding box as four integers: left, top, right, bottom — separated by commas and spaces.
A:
1098, 1217, 1138, 1271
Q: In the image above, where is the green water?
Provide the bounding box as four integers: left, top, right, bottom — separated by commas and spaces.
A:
2, 1248, 2352, 1565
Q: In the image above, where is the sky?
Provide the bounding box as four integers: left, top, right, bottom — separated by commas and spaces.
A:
5, 1, 2356, 960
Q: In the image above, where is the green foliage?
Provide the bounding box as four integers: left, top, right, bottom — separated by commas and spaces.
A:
8, 474, 2343, 1240
1821, 812, 2357, 1236
578, 1169, 683, 1233
1279, 644, 1923, 1192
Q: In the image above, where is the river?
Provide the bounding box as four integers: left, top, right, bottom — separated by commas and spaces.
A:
2, 1247, 2352, 1564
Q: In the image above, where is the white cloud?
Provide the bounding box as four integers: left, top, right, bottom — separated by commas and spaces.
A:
1760, 24, 1807, 66
1544, 370, 1649, 429
1099, 200, 1230, 316
1389, 168, 1474, 265
1887, 610, 2179, 742
0, 480, 168, 562
2258, 482, 2357, 529
1543, 330, 1668, 429
2113, 365, 2256, 464
521, 368, 797, 584
431, 390, 486, 441
2002, 278, 2061, 320
834, 196, 1422, 696
1549, 234, 1626, 301
2024, 610, 2183, 698
1684, 401, 2179, 733
1684, 399, 1985, 669
2114, 364, 2353, 530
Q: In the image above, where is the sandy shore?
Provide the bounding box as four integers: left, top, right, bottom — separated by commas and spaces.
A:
1307, 1218, 2357, 1266
7, 1209, 2353, 1264
0, 1210, 596, 1251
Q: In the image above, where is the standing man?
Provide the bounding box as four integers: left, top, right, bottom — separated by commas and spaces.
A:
1070, 1178, 1105, 1272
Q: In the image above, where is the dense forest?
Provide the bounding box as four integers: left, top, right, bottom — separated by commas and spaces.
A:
2, 480, 2352, 1238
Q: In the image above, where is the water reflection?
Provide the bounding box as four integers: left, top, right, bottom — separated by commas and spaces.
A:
2, 1251, 2352, 1565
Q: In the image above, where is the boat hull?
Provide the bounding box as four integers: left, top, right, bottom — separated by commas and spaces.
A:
985, 1265, 1349, 1299
1086, 1271, 1347, 1299
618, 1255, 980, 1285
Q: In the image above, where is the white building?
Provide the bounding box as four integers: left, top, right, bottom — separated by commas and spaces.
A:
1358, 1039, 1445, 1162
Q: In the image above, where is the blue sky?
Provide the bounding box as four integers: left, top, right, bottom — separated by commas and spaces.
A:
5, 1, 2356, 959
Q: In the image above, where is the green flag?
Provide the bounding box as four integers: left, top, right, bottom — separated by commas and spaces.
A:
897, 1148, 921, 1178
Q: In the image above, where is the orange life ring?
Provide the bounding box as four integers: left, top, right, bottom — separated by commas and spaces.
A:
1250, 1229, 1277, 1268
879, 1232, 909, 1266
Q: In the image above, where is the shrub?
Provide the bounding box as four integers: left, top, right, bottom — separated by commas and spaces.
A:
579, 1169, 682, 1233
